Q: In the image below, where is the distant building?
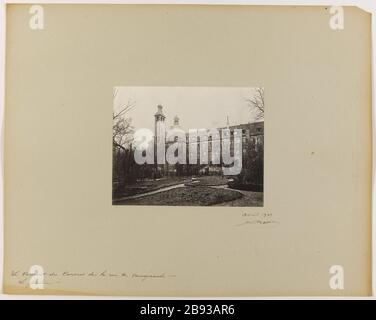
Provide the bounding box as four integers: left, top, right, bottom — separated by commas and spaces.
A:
153, 105, 264, 176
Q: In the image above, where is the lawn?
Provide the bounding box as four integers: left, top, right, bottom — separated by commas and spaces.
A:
116, 186, 243, 206
114, 177, 190, 199
184, 176, 230, 186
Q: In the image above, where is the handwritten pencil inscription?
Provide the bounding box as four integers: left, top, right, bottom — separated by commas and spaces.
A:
10, 269, 177, 288
235, 212, 279, 227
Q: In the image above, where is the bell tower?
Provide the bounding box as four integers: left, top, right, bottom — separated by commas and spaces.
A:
173, 115, 179, 127
154, 105, 166, 143
154, 105, 166, 176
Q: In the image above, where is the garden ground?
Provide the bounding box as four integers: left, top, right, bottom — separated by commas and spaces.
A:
113, 176, 263, 206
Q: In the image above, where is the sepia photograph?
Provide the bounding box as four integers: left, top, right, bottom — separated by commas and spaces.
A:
112, 87, 264, 206
2, 3, 372, 299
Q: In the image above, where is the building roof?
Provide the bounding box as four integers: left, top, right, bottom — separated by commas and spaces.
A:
217, 120, 264, 135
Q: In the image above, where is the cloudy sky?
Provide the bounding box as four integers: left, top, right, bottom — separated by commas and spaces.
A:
113, 87, 261, 132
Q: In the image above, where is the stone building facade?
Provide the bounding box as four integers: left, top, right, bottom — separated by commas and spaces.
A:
153, 105, 264, 177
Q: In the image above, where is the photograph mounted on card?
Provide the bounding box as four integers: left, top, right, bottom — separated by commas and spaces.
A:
2, 4, 372, 296
112, 87, 264, 207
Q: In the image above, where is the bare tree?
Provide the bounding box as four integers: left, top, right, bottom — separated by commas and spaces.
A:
246, 87, 264, 120
112, 89, 137, 192
113, 89, 135, 150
